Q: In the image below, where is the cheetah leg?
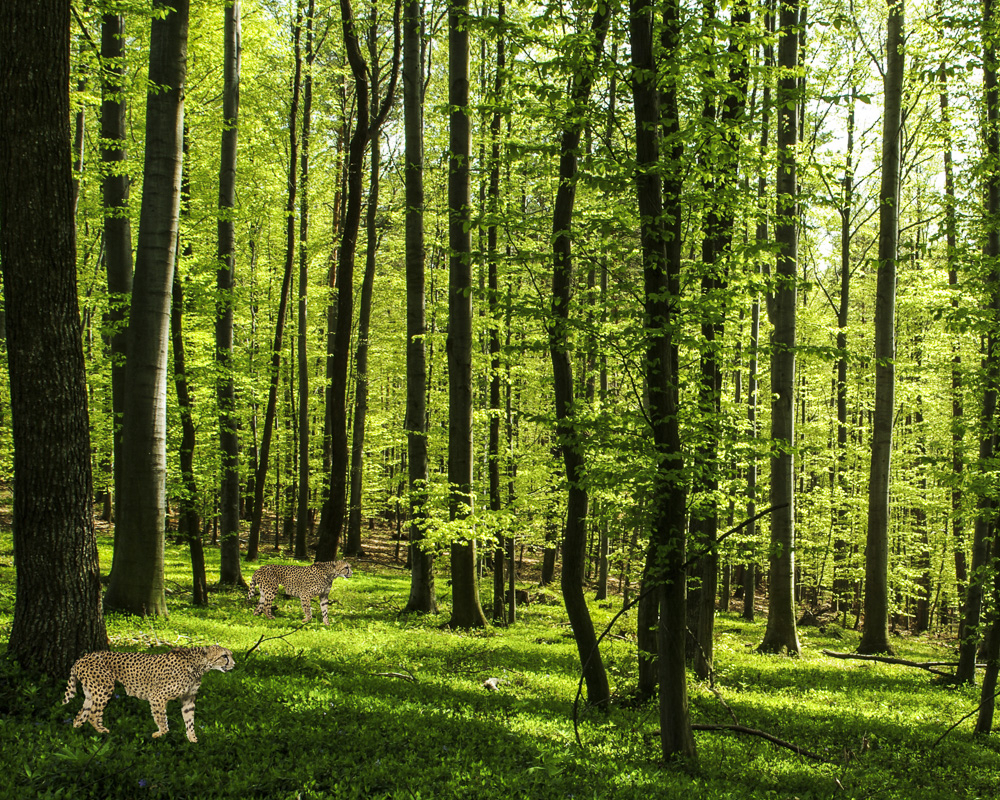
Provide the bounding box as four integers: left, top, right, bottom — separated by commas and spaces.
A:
79, 681, 112, 734
258, 588, 276, 619
148, 698, 170, 739
180, 692, 199, 743
319, 592, 330, 625
299, 595, 313, 623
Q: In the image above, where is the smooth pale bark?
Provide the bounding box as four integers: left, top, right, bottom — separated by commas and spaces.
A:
402, 0, 436, 613
759, 0, 801, 655
548, 0, 612, 706
446, 0, 488, 628
630, 0, 696, 759
217, 0, 243, 586
859, 0, 903, 656
101, 10, 133, 521
104, 0, 189, 617
1, 0, 108, 677
247, 10, 300, 562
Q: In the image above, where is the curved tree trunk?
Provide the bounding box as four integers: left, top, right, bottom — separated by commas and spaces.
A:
105, 0, 189, 617
1, 0, 108, 676
216, 0, 244, 586
859, 0, 903, 656
547, 0, 612, 703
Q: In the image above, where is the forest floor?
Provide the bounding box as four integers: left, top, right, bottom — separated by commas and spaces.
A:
1, 519, 998, 799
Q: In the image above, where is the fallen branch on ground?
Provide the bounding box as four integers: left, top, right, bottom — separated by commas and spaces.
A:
244, 623, 308, 658
373, 670, 418, 682
689, 724, 830, 762
820, 649, 958, 678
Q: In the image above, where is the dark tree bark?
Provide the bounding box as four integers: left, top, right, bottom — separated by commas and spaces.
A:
1, 0, 108, 677
487, 2, 507, 623
317, 0, 400, 562
296, 0, 316, 561
759, 0, 801, 655
101, 9, 133, 523
631, 0, 696, 759
217, 0, 244, 586
247, 9, 301, 561
446, 0, 488, 628
859, 0, 903, 656
104, 0, 189, 616
969, 0, 1000, 702
171, 270, 209, 606
547, 1, 612, 702
402, 0, 436, 614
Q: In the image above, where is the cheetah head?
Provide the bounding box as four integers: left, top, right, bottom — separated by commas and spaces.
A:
206, 645, 236, 673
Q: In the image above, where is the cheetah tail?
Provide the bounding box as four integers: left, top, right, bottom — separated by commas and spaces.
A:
62, 668, 78, 705
246, 575, 258, 602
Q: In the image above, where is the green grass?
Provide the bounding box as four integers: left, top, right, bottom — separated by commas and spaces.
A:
1, 530, 998, 799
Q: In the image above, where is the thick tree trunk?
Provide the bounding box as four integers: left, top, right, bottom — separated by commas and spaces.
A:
105, 0, 189, 617
446, 0, 487, 628
759, 0, 801, 655
402, 0, 436, 614
859, 0, 903, 656
1, 0, 108, 677
217, 0, 244, 586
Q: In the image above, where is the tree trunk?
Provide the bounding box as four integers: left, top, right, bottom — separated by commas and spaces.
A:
296, 0, 315, 561
1, 0, 108, 677
402, 0, 436, 614
759, 0, 801, 655
446, 0, 487, 628
101, 10, 133, 525
859, 0, 903, 656
216, 0, 244, 586
247, 9, 301, 561
171, 270, 209, 606
104, 0, 189, 617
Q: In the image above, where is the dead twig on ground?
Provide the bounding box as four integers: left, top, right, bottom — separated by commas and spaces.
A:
689, 724, 830, 762
821, 649, 957, 678
244, 623, 308, 658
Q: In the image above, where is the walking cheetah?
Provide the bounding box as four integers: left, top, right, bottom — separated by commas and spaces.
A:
63, 645, 235, 742
247, 560, 352, 625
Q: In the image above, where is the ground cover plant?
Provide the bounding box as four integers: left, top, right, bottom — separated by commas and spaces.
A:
1, 529, 998, 799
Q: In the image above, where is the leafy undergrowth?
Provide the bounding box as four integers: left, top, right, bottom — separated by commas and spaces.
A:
1, 532, 998, 799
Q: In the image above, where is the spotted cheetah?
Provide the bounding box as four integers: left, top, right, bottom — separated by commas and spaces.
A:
63, 645, 235, 742
247, 560, 352, 625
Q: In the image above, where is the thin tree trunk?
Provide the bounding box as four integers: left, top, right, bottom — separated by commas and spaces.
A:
859, 0, 903, 656
402, 0, 436, 613
105, 0, 189, 616
101, 10, 133, 526
1, 0, 108, 676
759, 0, 801, 655
217, 0, 244, 586
296, 0, 315, 561
247, 9, 301, 561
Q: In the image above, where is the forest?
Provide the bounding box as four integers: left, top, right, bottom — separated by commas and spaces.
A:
3, 0, 1000, 790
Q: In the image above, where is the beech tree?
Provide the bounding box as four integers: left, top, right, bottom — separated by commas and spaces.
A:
104, 0, 190, 616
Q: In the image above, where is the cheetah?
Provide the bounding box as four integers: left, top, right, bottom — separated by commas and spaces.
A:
247, 560, 352, 625
63, 645, 235, 742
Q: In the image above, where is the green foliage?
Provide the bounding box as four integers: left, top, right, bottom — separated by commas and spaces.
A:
3, 531, 1000, 799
